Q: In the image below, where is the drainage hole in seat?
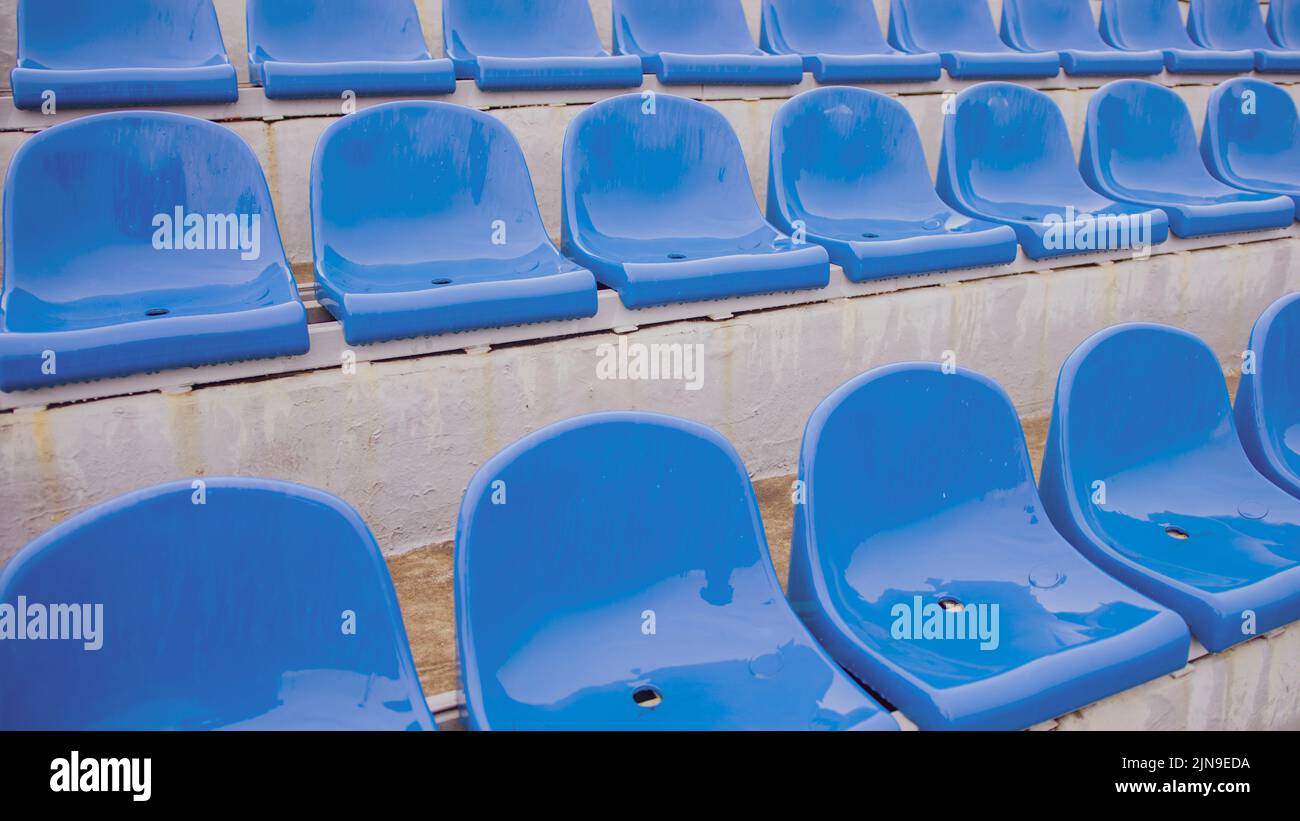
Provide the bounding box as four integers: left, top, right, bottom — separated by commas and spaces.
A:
431, 278, 453, 286
938, 597, 964, 613
632, 686, 662, 708
667, 253, 687, 260
861, 232, 880, 239
1165, 526, 1190, 540
144, 308, 170, 317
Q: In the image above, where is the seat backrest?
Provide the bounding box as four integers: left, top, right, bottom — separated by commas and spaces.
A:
246, 0, 432, 64
1202, 78, 1300, 187
455, 412, 786, 728
562, 92, 767, 244
1099, 0, 1197, 49
1084, 79, 1208, 191
1238, 293, 1300, 487
793, 364, 1044, 587
1040, 324, 1242, 540
443, 0, 607, 61
612, 0, 761, 57
1188, 0, 1272, 50
16, 0, 231, 70
889, 0, 1008, 53
939, 82, 1086, 208
1268, 0, 1300, 47
2, 112, 291, 332
768, 87, 938, 231
1000, 0, 1110, 52
312, 102, 552, 272
760, 0, 892, 55
0, 479, 431, 730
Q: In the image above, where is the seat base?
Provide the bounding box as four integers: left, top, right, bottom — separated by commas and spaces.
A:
465, 54, 644, 90
940, 50, 1060, 78
11, 64, 238, 111
0, 301, 308, 392
582, 243, 831, 309
318, 266, 599, 347
647, 52, 805, 85
1154, 194, 1295, 238
1255, 49, 1300, 72
995, 206, 1170, 260
805, 52, 942, 83
1060, 48, 1165, 76
1162, 48, 1256, 73
255, 58, 457, 99
812, 220, 1019, 281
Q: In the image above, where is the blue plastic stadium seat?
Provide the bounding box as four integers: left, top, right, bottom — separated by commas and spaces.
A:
11, 0, 238, 111
1099, 0, 1256, 73
937, 83, 1169, 260
887, 0, 1060, 79
0, 112, 308, 393
1000, 0, 1164, 76
456, 412, 899, 731
442, 0, 642, 90
0, 479, 432, 730
1041, 324, 1300, 653
612, 0, 805, 85
1189, 0, 1300, 72
758, 0, 942, 83
789, 364, 1190, 731
767, 88, 1018, 281
1201, 78, 1300, 216
246, 0, 455, 99
562, 93, 830, 309
1237, 293, 1300, 499
1268, 0, 1300, 48
311, 102, 598, 346
1081, 80, 1295, 237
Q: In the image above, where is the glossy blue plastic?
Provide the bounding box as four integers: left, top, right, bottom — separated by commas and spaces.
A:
442, 0, 642, 90
456, 412, 899, 731
562, 93, 830, 309
1236, 293, 1300, 500
1040, 323, 1300, 652
887, 0, 1060, 79
1081, 80, 1296, 237
0, 478, 432, 730
11, 0, 238, 111
1189, 0, 1300, 71
767, 88, 1019, 281
1099, 0, 1256, 73
1000, 0, 1164, 76
246, 0, 455, 99
1201, 78, 1300, 217
611, 0, 805, 85
0, 112, 308, 393
937, 83, 1169, 260
788, 364, 1190, 731
758, 0, 942, 83
1267, 0, 1300, 48
311, 102, 597, 346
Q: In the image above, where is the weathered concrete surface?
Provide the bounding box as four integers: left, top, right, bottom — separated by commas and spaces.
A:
1056, 626, 1300, 731
2, 237, 1291, 566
